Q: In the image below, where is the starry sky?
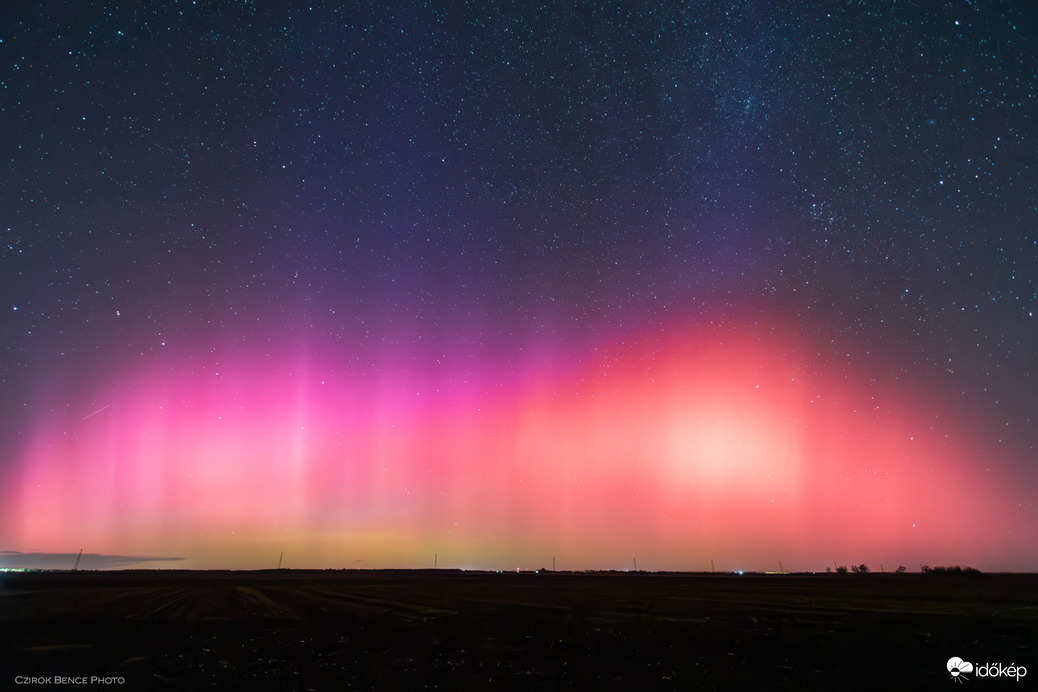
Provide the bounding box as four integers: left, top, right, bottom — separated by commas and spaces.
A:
2, 1, 1036, 572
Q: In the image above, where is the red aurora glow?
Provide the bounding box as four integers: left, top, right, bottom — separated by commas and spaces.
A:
3, 322, 1033, 571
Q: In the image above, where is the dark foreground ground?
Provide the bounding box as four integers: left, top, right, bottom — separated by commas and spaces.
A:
1, 570, 1034, 690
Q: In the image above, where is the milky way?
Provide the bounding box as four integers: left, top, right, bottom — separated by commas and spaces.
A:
1, 3, 1035, 570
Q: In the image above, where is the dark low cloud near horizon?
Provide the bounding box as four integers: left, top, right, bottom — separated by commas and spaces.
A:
1, 550, 186, 570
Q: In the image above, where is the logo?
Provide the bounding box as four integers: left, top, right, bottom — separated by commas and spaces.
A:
947, 656, 1028, 683
948, 657, 974, 683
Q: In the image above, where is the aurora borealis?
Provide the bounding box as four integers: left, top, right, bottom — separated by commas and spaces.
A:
2, 2, 1036, 571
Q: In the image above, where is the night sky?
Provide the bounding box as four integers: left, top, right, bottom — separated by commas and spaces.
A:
2, 1, 1036, 572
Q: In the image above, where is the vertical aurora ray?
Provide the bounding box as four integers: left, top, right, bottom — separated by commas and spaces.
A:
3, 321, 1034, 571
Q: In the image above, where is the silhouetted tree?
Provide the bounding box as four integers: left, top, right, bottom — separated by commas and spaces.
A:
856, 563, 870, 574
895, 565, 906, 574
835, 565, 848, 575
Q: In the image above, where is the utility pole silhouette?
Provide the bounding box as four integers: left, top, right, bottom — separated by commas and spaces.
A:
72, 549, 83, 571
278, 552, 283, 570
779, 560, 783, 573
553, 556, 556, 571
633, 558, 637, 572
711, 559, 715, 573
434, 553, 437, 569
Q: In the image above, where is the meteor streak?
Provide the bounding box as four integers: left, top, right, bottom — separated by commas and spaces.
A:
82, 405, 111, 421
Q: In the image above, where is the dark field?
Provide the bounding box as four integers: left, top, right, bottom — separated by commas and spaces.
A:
2, 570, 1034, 690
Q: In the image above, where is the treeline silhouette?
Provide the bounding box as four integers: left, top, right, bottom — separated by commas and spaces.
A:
825, 564, 981, 575
920, 565, 981, 575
